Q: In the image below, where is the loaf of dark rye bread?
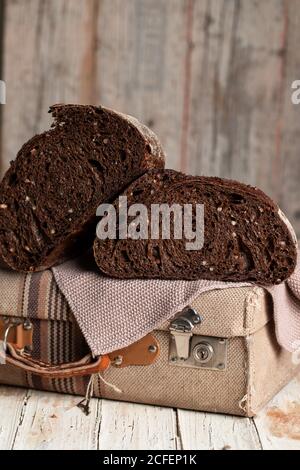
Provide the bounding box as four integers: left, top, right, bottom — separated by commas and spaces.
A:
0, 104, 165, 272
94, 169, 298, 284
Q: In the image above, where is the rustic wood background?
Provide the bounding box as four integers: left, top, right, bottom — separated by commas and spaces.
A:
0, 0, 300, 236
1, 377, 300, 449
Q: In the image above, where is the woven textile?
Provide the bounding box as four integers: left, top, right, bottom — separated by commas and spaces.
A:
1, 255, 300, 416
51, 251, 300, 355
268, 265, 300, 353
1, 251, 299, 356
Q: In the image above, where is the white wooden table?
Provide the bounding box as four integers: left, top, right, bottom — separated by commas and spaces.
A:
0, 377, 299, 450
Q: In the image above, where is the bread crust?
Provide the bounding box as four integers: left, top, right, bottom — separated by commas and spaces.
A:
94, 169, 298, 285
0, 105, 165, 272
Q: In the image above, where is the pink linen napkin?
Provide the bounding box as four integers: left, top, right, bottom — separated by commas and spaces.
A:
52, 251, 300, 355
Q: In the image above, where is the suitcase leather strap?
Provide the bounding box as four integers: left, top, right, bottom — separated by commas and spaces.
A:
0, 317, 160, 377
108, 334, 159, 367
4, 343, 111, 379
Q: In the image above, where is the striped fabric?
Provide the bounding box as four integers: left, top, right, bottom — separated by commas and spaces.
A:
0, 267, 89, 396
1, 264, 299, 415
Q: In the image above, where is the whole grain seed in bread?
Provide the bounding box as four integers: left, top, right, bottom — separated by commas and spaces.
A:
94, 169, 297, 285
0, 105, 165, 272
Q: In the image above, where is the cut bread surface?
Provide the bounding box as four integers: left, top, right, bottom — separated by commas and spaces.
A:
0, 104, 165, 272
94, 169, 298, 285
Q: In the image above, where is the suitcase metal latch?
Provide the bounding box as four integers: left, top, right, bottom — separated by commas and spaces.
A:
169, 306, 228, 370
169, 307, 201, 360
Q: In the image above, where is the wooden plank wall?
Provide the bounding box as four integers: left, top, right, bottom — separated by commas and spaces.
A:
0, 0, 4, 175
1, 0, 300, 235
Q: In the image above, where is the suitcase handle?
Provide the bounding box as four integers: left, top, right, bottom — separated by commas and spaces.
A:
3, 343, 110, 379
0, 320, 159, 378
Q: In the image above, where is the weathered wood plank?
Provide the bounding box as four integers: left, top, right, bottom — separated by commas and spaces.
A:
1, 0, 98, 174
96, 0, 189, 170
1, 0, 189, 173
253, 377, 300, 450
2, 383, 300, 450
0, 386, 28, 450
1, 0, 300, 234
177, 408, 262, 450
0, 0, 186, 175
183, 0, 300, 236
186, 0, 284, 185
12, 389, 100, 450
98, 399, 179, 450
279, 2, 300, 236
0, 0, 5, 175
0, 0, 4, 79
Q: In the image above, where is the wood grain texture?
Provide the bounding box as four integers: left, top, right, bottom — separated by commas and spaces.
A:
253, 376, 300, 450
1, 383, 300, 449
0, 0, 5, 175
185, 1, 286, 184
1, 0, 300, 235
12, 389, 100, 450
1, 0, 98, 171
96, 0, 188, 170
98, 399, 179, 450
279, 1, 300, 237
0, 0, 3, 80
179, 0, 300, 235
177, 408, 262, 450
0, 386, 27, 450
0, 387, 179, 450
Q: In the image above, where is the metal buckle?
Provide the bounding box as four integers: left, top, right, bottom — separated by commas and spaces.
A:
169, 307, 202, 361
169, 306, 228, 370
1, 318, 33, 352
3, 323, 15, 352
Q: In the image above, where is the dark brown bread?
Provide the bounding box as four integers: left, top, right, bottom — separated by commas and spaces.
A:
0, 254, 8, 269
0, 105, 165, 272
94, 169, 298, 285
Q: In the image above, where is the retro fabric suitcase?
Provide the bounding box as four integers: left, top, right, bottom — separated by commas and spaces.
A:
0, 268, 299, 417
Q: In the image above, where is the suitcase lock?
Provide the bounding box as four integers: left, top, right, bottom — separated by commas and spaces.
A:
169, 307, 228, 370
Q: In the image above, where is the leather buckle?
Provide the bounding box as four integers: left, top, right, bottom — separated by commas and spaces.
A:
109, 333, 160, 368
